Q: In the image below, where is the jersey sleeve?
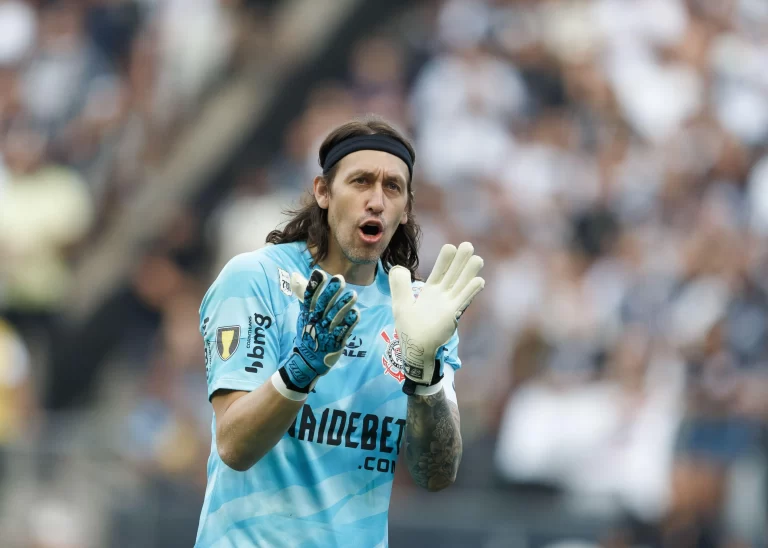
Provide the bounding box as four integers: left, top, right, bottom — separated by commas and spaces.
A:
442, 329, 461, 371
435, 331, 461, 404
201, 254, 282, 400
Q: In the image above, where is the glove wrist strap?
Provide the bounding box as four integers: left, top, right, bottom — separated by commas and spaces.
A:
412, 378, 444, 396
279, 350, 320, 392
271, 370, 311, 401
402, 355, 444, 396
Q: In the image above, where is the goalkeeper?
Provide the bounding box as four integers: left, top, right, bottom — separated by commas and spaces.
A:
195, 115, 485, 547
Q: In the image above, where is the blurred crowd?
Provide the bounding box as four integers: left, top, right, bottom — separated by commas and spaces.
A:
0, 0, 269, 545
3, 0, 768, 546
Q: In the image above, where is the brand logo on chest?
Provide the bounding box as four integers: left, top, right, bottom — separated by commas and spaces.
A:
343, 335, 367, 358
380, 329, 405, 383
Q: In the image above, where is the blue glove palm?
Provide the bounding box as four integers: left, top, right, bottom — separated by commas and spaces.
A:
280, 270, 360, 392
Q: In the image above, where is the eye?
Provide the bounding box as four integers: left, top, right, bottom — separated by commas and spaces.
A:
352, 176, 367, 184
386, 181, 402, 192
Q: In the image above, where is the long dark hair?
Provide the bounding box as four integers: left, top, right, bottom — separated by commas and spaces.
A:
267, 115, 422, 280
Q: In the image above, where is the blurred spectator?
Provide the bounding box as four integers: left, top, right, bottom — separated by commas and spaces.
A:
0, 0, 36, 67
205, 164, 302, 275
349, 37, 409, 127
85, 0, 142, 66
495, 326, 684, 524
0, 121, 93, 314
153, 0, 235, 114
0, 317, 34, 449
122, 285, 209, 487
21, 4, 114, 135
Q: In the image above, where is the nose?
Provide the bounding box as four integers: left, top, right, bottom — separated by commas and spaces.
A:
366, 183, 385, 214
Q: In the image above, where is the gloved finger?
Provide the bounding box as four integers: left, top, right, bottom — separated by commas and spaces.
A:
425, 244, 456, 286
291, 272, 309, 303
388, 266, 413, 317
449, 254, 484, 298
312, 274, 345, 320
327, 290, 358, 331
304, 270, 327, 313
324, 309, 360, 367
442, 242, 474, 290
453, 276, 485, 321
333, 308, 360, 346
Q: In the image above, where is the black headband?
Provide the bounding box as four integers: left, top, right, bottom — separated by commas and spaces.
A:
322, 135, 414, 180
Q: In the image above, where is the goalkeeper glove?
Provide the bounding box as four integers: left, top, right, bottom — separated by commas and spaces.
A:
272, 269, 360, 400
389, 242, 485, 396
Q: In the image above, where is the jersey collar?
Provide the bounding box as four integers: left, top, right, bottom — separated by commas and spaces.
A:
298, 242, 390, 299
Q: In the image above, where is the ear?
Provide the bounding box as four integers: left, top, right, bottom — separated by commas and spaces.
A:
400, 211, 408, 225
313, 175, 330, 210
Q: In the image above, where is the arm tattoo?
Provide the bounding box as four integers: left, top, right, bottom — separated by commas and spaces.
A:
403, 388, 462, 491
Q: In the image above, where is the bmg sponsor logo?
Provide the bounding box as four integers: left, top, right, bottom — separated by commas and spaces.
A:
245, 313, 273, 373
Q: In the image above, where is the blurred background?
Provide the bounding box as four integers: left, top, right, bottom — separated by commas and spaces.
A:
1, 0, 768, 546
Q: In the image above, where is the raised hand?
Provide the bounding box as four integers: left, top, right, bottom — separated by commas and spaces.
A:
389, 242, 484, 395
281, 270, 360, 391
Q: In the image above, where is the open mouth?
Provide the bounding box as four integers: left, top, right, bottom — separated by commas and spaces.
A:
359, 221, 383, 243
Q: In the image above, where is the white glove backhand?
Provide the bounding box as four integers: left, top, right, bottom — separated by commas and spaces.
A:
389, 242, 485, 393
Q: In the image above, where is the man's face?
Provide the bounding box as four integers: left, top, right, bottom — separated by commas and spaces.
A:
315, 149, 409, 265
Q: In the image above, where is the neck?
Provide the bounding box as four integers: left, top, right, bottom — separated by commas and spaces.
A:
310, 244, 377, 286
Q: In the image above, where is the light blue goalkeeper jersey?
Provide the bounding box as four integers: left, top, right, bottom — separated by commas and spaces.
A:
196, 241, 461, 548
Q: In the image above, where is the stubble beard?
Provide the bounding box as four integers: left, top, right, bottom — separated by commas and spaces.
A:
335, 229, 382, 266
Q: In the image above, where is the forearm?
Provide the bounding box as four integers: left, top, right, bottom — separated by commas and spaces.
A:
403, 387, 462, 491
216, 379, 304, 471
